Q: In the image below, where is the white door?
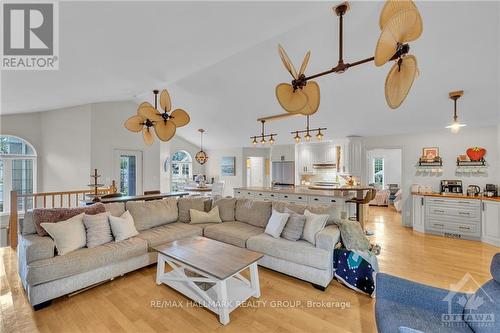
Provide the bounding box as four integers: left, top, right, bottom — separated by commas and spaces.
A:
412, 195, 425, 233
113, 150, 143, 196
482, 201, 500, 246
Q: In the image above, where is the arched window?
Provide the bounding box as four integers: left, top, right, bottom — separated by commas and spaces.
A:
171, 150, 192, 191
0, 136, 37, 213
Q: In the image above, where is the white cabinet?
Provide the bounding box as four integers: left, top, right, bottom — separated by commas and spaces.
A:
271, 144, 295, 162
412, 195, 425, 233
482, 201, 500, 246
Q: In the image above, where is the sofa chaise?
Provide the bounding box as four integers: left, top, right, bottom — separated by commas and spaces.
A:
17, 197, 341, 308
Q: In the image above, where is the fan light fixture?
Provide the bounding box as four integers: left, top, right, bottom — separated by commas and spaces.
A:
275, 1, 422, 112
251, 120, 277, 146
291, 115, 327, 144
195, 129, 209, 165
125, 89, 190, 145
446, 90, 466, 134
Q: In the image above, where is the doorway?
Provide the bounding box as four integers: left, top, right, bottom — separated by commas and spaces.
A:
246, 157, 264, 187
113, 149, 143, 196
365, 148, 402, 210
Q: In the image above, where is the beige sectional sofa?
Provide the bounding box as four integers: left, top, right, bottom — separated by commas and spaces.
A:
17, 197, 341, 309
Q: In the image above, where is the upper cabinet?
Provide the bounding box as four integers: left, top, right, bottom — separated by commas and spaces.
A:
270, 144, 295, 162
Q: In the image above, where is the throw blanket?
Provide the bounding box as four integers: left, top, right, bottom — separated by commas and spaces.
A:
334, 248, 378, 297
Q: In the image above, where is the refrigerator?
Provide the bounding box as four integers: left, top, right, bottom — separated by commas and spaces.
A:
272, 161, 295, 186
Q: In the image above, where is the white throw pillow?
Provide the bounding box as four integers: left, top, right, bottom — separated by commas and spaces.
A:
189, 206, 222, 224
265, 209, 290, 238
41, 213, 86, 255
302, 209, 329, 245
109, 210, 139, 242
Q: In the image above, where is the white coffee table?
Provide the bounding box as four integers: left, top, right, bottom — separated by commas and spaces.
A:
154, 236, 263, 325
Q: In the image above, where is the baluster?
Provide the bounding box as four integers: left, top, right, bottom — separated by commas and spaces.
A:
68, 193, 71, 207
52, 195, 55, 208
43, 195, 46, 208
60, 194, 63, 207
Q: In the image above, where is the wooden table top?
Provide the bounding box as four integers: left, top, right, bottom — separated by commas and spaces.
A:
83, 192, 189, 204
411, 192, 500, 203
154, 236, 263, 280
184, 186, 212, 192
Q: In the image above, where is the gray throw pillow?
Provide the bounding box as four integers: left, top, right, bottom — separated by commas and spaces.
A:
281, 207, 306, 241
336, 219, 371, 251
178, 197, 208, 223
212, 197, 236, 221
83, 212, 112, 248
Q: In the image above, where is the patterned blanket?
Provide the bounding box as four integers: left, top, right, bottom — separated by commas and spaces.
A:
333, 248, 378, 297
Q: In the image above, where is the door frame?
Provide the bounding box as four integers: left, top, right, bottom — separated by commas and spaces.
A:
113, 149, 143, 196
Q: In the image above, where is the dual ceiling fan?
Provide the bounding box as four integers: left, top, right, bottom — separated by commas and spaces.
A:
124, 89, 190, 145
276, 0, 423, 114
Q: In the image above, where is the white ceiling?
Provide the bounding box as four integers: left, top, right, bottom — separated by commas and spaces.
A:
2, 1, 499, 149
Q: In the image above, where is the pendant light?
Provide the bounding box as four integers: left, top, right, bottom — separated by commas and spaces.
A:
445, 90, 466, 134
195, 129, 208, 164
250, 120, 277, 146
291, 115, 326, 143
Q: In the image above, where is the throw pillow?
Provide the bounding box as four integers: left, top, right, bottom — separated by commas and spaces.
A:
189, 206, 222, 224
33, 203, 106, 236
235, 198, 272, 228
126, 198, 178, 231
265, 210, 290, 238
83, 212, 112, 248
336, 219, 371, 251
178, 197, 208, 223
281, 207, 306, 241
109, 211, 139, 242
302, 209, 328, 245
41, 213, 86, 255
212, 197, 236, 221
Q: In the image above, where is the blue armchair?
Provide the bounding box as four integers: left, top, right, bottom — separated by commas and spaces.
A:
375, 253, 500, 333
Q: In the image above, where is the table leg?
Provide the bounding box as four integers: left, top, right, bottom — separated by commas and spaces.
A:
250, 262, 260, 298
156, 255, 165, 285
216, 280, 229, 325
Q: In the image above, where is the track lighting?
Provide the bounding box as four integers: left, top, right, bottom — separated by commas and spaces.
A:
291, 115, 326, 144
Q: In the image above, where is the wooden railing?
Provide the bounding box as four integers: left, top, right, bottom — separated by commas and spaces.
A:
9, 187, 114, 248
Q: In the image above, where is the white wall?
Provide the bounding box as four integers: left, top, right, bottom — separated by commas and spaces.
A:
367, 148, 402, 187
362, 126, 499, 226
205, 147, 244, 197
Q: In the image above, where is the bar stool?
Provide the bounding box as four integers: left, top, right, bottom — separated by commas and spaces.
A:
347, 188, 376, 231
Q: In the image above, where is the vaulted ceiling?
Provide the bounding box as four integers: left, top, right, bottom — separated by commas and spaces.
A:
2, 1, 499, 149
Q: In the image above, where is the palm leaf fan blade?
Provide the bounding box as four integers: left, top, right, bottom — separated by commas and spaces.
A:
379, 0, 423, 41
297, 81, 320, 115
275, 83, 308, 113
125, 115, 145, 132
159, 89, 171, 112
154, 121, 176, 141
170, 109, 190, 127
138, 105, 162, 122
142, 127, 154, 145
385, 55, 418, 109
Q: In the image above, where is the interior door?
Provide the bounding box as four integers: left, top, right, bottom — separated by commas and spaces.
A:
113, 150, 143, 196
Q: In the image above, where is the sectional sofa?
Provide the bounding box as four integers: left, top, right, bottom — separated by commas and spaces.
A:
17, 196, 341, 308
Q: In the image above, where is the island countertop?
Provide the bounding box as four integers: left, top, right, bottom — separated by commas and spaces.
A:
234, 186, 371, 198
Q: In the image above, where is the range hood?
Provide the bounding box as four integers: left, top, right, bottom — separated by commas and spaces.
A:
312, 162, 336, 169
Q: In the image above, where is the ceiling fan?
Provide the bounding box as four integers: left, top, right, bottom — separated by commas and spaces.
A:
124, 89, 190, 145
275, 0, 422, 113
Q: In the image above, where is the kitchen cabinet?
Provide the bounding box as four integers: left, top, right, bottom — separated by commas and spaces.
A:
270, 144, 295, 162
412, 195, 425, 233
346, 137, 363, 177
482, 201, 500, 246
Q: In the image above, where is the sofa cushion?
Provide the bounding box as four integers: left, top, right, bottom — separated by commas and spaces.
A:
247, 233, 331, 270
137, 222, 202, 249
27, 237, 148, 285
235, 198, 272, 228
83, 212, 113, 248
103, 202, 126, 217
464, 279, 500, 333
33, 203, 106, 236
19, 234, 55, 264
491, 253, 500, 283
126, 198, 178, 231
109, 211, 139, 241
178, 197, 208, 223
203, 221, 264, 248
212, 197, 236, 221
41, 213, 87, 255
272, 201, 342, 225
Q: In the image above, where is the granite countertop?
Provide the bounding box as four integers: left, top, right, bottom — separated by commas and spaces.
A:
411, 192, 500, 203
234, 186, 371, 198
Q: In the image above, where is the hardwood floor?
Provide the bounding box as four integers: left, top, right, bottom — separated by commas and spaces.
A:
1, 207, 498, 333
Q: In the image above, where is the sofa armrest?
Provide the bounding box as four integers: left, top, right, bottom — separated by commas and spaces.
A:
18, 234, 55, 264
315, 225, 341, 251
376, 273, 467, 314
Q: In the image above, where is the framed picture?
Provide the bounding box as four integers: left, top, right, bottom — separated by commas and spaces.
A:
221, 156, 236, 176
422, 147, 439, 161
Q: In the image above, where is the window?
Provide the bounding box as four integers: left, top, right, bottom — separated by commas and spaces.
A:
373, 157, 384, 187
119, 155, 137, 196
171, 150, 192, 191
0, 136, 37, 213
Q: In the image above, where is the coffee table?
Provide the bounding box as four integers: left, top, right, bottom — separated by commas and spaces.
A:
153, 236, 263, 325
